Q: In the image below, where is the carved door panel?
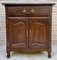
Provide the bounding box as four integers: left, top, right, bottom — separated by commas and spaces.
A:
29, 19, 47, 48
8, 17, 28, 49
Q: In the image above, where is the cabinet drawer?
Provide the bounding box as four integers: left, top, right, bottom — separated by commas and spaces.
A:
6, 6, 50, 17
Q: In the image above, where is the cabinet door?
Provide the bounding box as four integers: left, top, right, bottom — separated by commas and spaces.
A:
29, 19, 48, 48
8, 17, 28, 49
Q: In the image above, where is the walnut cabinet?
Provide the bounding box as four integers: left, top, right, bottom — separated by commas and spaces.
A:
3, 3, 55, 58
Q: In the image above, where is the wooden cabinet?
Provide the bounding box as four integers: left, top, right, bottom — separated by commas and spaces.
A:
3, 3, 55, 58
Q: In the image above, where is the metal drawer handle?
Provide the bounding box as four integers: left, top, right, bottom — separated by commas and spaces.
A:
31, 9, 35, 13
22, 9, 35, 14
22, 9, 27, 13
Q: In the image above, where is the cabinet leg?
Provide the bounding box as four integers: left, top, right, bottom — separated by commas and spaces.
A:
7, 52, 10, 58
48, 52, 51, 58
7, 53, 10, 58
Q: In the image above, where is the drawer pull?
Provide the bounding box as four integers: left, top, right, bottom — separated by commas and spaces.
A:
22, 9, 27, 13
31, 9, 35, 13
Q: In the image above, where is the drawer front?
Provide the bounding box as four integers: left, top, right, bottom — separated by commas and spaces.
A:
6, 6, 50, 17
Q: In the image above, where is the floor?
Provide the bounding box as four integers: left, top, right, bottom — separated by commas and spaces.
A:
0, 43, 57, 60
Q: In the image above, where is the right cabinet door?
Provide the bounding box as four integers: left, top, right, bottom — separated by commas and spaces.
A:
29, 18, 48, 49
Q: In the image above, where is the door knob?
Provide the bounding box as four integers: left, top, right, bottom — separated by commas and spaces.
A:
30, 30, 31, 34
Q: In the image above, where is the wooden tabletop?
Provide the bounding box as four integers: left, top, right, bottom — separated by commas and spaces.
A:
2, 3, 55, 6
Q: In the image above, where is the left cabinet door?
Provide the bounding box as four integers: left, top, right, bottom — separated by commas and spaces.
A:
7, 17, 28, 49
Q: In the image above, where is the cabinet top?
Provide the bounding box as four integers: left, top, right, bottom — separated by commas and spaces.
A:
2, 3, 55, 6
